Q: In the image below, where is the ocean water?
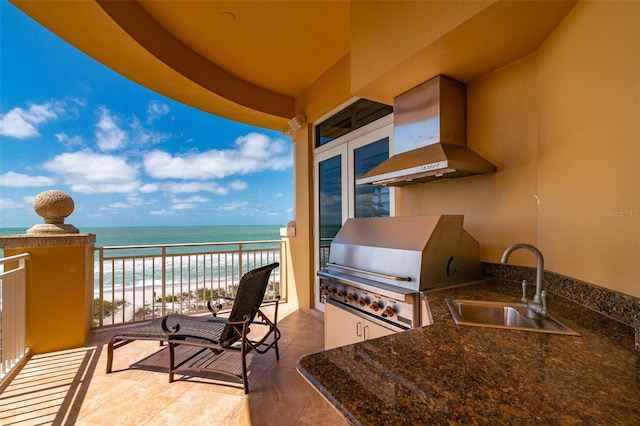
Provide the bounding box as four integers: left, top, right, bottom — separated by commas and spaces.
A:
1, 225, 281, 250
1, 225, 281, 247
1, 225, 283, 292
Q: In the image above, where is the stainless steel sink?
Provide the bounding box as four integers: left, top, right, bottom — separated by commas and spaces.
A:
445, 298, 581, 336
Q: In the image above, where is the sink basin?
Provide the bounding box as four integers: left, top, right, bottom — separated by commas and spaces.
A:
445, 298, 581, 336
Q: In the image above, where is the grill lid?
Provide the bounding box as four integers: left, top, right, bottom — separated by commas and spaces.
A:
323, 215, 482, 291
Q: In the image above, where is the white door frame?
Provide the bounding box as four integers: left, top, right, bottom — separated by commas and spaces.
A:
312, 115, 394, 311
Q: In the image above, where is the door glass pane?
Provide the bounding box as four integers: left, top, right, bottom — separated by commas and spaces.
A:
315, 99, 392, 147
318, 155, 342, 269
354, 138, 390, 218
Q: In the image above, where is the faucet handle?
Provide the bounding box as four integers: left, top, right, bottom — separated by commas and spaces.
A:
521, 280, 528, 302
541, 290, 549, 316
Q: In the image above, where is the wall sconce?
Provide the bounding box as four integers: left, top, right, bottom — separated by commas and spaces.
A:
288, 115, 306, 133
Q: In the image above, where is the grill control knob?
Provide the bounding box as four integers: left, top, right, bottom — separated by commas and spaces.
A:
383, 306, 395, 318
319, 284, 327, 293
326, 286, 335, 295
358, 297, 368, 307
370, 301, 381, 312
336, 289, 345, 298
346, 292, 355, 302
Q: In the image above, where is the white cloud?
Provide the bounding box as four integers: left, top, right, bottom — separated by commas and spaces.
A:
218, 201, 250, 211
130, 117, 170, 147
69, 182, 141, 194
42, 150, 139, 194
0, 198, 24, 209
171, 203, 197, 210
95, 108, 128, 152
94, 107, 169, 152
54, 132, 84, 147
147, 101, 170, 124
170, 195, 210, 203
143, 132, 291, 180
108, 202, 133, 209
0, 103, 60, 139
150, 209, 174, 216
228, 180, 248, 191
43, 150, 137, 182
274, 192, 283, 198
0, 171, 55, 187
100, 195, 152, 210
126, 195, 147, 206
140, 183, 159, 193
163, 180, 247, 195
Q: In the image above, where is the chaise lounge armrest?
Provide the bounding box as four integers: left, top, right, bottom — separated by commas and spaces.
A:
208, 294, 281, 316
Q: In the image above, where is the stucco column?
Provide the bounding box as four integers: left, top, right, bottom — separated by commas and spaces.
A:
0, 190, 96, 354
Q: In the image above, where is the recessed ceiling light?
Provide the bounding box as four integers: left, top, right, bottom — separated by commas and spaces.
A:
221, 11, 236, 22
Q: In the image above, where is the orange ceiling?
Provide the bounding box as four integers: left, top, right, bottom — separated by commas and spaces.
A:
10, 0, 577, 131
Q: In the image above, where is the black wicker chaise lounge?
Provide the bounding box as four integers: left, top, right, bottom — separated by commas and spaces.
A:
106, 262, 280, 393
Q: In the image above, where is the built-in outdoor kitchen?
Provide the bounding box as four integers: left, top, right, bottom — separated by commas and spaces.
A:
297, 72, 639, 424
318, 214, 483, 348
300, 213, 639, 423
298, 270, 638, 424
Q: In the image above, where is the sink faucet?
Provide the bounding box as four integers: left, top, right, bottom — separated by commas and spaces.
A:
501, 243, 550, 319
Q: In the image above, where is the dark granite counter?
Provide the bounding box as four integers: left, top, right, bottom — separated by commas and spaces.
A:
297, 279, 640, 425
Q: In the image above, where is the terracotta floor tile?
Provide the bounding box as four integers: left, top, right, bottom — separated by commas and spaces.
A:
147, 387, 246, 425
223, 397, 306, 426
278, 344, 323, 368
297, 405, 350, 426
1, 305, 337, 426
249, 365, 316, 408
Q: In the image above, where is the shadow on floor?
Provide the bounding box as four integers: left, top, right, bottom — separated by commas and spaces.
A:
0, 305, 348, 426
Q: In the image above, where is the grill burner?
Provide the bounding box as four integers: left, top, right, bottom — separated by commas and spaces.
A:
318, 215, 482, 333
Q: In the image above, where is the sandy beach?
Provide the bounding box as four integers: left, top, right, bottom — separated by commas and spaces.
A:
95, 272, 280, 326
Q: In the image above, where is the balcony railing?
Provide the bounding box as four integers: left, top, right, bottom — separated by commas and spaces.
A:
93, 239, 286, 329
0, 253, 31, 384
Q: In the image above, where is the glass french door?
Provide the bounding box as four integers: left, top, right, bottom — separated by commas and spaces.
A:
316, 147, 348, 273
313, 118, 393, 311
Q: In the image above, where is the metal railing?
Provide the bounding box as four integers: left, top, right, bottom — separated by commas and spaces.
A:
0, 253, 31, 382
93, 239, 286, 329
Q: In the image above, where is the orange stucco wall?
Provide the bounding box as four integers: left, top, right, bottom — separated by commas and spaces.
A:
3, 238, 95, 354
536, 0, 639, 297
398, 54, 539, 266
397, 1, 639, 297
295, 0, 639, 302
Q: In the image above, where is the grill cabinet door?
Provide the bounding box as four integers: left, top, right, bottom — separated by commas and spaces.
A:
324, 302, 395, 350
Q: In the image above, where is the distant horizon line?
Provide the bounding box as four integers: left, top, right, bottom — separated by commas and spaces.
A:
1, 223, 287, 230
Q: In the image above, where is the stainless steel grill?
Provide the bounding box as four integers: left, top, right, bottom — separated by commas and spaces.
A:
318, 215, 482, 335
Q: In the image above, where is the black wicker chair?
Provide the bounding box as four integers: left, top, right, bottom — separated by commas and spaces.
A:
106, 262, 280, 393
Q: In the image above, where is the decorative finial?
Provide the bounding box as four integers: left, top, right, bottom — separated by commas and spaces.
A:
27, 190, 79, 235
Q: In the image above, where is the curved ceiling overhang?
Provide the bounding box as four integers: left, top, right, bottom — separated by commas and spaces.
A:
10, 0, 577, 131
96, 0, 294, 121
10, 0, 296, 130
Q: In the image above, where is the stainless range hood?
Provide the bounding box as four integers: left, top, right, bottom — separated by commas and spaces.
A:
357, 75, 496, 186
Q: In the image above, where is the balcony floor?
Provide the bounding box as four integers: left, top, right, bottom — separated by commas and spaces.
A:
1, 304, 347, 426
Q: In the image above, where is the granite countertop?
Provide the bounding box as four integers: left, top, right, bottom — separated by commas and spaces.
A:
297, 279, 640, 425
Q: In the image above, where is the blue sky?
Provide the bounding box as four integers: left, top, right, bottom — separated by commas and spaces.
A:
0, 2, 293, 228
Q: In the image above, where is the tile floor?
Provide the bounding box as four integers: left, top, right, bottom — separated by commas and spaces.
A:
0, 304, 349, 426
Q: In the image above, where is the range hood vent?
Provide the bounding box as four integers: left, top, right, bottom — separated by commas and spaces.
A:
357, 75, 496, 186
